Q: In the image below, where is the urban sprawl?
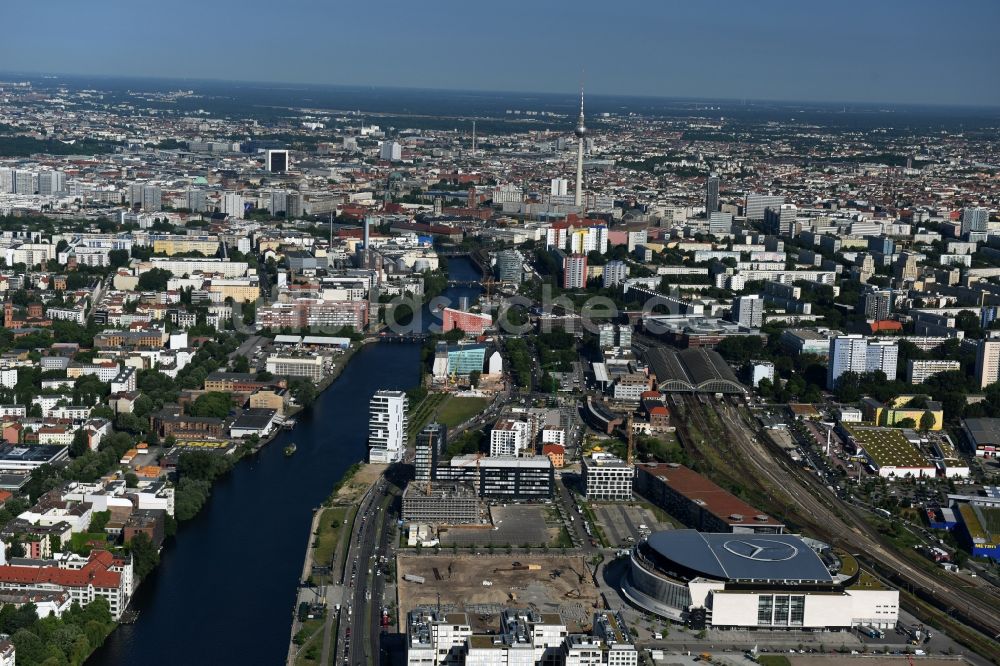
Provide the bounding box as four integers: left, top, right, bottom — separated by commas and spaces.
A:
0, 77, 998, 666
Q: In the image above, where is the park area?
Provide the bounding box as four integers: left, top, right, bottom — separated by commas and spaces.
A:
437, 396, 489, 427
408, 393, 490, 440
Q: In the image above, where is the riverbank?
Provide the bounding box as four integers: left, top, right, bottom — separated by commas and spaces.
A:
90, 263, 479, 665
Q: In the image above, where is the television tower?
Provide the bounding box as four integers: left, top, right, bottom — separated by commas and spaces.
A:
574, 85, 586, 208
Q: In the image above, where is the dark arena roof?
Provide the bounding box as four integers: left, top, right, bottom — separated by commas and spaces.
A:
643, 530, 833, 583
644, 346, 746, 394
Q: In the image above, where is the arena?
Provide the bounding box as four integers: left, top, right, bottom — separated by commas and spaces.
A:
621, 530, 899, 631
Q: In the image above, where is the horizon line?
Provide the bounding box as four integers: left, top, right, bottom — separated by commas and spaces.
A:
3, 69, 1000, 114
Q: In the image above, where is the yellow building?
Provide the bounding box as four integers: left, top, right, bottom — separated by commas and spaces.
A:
861, 395, 944, 431
206, 279, 260, 303
151, 235, 220, 256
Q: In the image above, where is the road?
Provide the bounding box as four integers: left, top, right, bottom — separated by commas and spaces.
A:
335, 478, 396, 666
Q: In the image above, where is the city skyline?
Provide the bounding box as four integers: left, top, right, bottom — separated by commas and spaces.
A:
2, 0, 999, 107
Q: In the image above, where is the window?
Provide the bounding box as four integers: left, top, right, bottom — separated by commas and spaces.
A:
774, 595, 790, 626
789, 595, 805, 626
757, 595, 773, 625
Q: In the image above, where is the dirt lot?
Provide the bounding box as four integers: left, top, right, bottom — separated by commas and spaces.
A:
397, 554, 603, 632
334, 462, 386, 503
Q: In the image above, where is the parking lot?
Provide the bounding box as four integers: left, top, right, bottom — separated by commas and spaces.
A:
438, 505, 558, 547
593, 503, 669, 547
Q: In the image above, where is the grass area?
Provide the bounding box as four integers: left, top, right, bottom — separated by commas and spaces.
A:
313, 506, 351, 568
68, 532, 109, 553
437, 396, 489, 428
293, 619, 325, 666
757, 656, 791, 666
407, 393, 448, 440
553, 526, 574, 549
849, 569, 885, 590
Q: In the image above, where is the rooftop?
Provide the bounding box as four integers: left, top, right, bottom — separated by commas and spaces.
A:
645, 530, 833, 583
639, 463, 783, 528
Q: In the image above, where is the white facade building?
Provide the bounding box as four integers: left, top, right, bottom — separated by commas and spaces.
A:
582, 453, 634, 501
490, 419, 530, 457
369, 390, 408, 463
827, 335, 898, 389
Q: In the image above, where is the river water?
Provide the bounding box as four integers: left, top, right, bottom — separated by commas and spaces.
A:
89, 257, 481, 666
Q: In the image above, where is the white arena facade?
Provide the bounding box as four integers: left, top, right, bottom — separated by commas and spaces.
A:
621, 530, 898, 630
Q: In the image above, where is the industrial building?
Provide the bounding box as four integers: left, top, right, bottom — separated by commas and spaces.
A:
635, 463, 784, 533
962, 417, 1000, 458
621, 530, 899, 630
643, 346, 746, 394
402, 482, 481, 525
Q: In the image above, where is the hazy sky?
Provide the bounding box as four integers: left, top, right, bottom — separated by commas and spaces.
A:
3, 0, 999, 106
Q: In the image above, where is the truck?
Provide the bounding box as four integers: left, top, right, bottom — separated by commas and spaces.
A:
860, 626, 884, 639
403, 574, 426, 584
874, 508, 892, 519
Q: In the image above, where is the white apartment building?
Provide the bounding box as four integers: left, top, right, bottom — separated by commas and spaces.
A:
541, 426, 566, 447
407, 609, 637, 666
976, 340, 1000, 389
369, 390, 408, 463
907, 359, 961, 384
826, 335, 897, 389
490, 419, 531, 457
602, 260, 629, 288
265, 355, 325, 383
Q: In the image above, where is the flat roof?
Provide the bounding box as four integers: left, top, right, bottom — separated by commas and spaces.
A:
646, 530, 833, 583
0, 444, 67, 463
845, 425, 932, 469
639, 463, 783, 528
963, 418, 1000, 446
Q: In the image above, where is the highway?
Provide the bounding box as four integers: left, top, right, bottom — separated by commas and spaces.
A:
336, 477, 396, 666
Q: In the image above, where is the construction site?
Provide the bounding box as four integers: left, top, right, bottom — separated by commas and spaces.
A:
396, 554, 603, 633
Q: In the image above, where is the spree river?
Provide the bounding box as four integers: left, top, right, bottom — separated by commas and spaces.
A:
89, 258, 481, 665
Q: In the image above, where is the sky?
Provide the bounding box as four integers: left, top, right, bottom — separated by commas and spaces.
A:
2, 0, 999, 107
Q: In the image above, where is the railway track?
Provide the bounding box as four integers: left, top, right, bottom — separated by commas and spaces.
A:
672, 394, 1000, 648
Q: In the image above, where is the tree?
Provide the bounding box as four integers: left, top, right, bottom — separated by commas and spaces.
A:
124, 472, 139, 488
127, 532, 160, 580
232, 355, 250, 373
896, 417, 917, 429
289, 380, 317, 407
188, 392, 232, 419
919, 410, 936, 432
70, 430, 90, 458
136, 268, 173, 292
468, 370, 481, 388
108, 249, 130, 268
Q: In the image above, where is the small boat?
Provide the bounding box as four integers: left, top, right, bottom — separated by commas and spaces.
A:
282, 418, 297, 430
284, 443, 297, 456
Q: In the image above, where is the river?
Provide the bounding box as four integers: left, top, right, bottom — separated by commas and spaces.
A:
89, 257, 481, 665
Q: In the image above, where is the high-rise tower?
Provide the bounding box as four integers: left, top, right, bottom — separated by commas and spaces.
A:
574, 87, 586, 208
